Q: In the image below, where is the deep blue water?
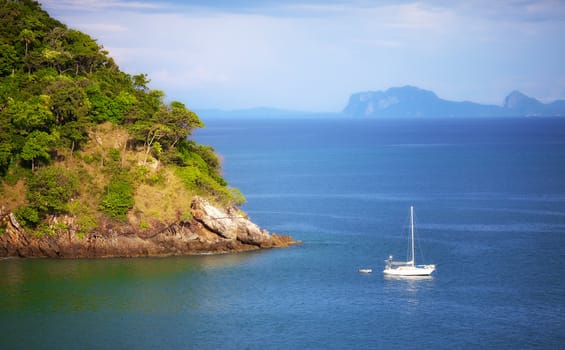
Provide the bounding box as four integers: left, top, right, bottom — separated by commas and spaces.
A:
1, 117, 565, 349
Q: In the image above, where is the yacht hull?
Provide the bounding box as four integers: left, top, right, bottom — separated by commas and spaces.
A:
383, 265, 436, 276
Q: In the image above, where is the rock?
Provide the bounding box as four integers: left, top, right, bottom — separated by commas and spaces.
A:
0, 197, 298, 258
190, 197, 271, 246
8, 213, 21, 230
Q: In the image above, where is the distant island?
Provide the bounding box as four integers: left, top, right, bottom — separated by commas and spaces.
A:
343, 86, 565, 118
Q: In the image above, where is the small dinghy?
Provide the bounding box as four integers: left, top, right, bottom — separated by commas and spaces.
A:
358, 268, 373, 273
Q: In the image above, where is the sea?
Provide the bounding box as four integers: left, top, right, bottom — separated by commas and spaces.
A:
1, 116, 564, 349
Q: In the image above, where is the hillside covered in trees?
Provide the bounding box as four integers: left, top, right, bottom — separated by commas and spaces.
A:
0, 0, 294, 256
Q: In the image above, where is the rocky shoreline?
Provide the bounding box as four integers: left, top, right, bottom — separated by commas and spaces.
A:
0, 197, 299, 258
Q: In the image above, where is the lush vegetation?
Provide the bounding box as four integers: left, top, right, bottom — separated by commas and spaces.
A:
0, 0, 244, 234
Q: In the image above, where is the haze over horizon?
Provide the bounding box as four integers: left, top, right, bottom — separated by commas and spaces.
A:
42, 0, 565, 112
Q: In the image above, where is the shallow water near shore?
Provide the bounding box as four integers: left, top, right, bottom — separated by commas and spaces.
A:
1, 117, 565, 349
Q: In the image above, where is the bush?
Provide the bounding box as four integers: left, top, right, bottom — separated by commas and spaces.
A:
174, 165, 245, 206
100, 176, 134, 219
26, 166, 79, 214
139, 220, 149, 229
14, 205, 40, 227
229, 188, 246, 206
108, 147, 121, 162
34, 224, 56, 237
4, 165, 31, 186
76, 215, 97, 237
129, 165, 164, 186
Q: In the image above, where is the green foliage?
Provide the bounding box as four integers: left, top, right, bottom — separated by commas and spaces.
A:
5, 95, 55, 135
58, 119, 89, 152
175, 165, 245, 206
87, 85, 136, 123
133, 165, 165, 186
177, 141, 226, 185
139, 220, 149, 229
0, 42, 20, 76
26, 166, 79, 213
108, 147, 121, 162
0, 0, 243, 232
100, 175, 135, 219
14, 205, 40, 228
78, 215, 97, 233
45, 76, 90, 122
228, 188, 246, 206
128, 99, 204, 163
3, 164, 30, 185
20, 130, 57, 170
180, 211, 193, 222
53, 221, 68, 231
0, 141, 13, 174
68, 200, 97, 235
34, 223, 57, 237
131, 73, 149, 91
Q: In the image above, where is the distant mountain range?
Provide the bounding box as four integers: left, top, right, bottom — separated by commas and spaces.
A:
343, 86, 565, 118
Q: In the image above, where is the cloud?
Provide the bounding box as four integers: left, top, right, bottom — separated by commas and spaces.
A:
79, 23, 129, 33
150, 68, 230, 89
41, 0, 163, 12
41, 0, 565, 110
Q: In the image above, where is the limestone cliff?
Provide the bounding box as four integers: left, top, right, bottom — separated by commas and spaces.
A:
0, 197, 298, 258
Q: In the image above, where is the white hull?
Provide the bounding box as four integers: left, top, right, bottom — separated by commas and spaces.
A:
383, 264, 435, 276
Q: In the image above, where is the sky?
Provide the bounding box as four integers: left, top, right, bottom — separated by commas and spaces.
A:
41, 0, 565, 112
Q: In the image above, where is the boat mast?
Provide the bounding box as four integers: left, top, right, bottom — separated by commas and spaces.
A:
410, 206, 415, 266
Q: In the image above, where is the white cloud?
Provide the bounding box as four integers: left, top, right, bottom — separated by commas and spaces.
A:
41, 0, 162, 11
42, 0, 565, 110
79, 23, 129, 33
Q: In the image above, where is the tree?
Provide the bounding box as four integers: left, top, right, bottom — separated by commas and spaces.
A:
129, 101, 203, 164
58, 119, 89, 155
0, 42, 19, 76
7, 95, 55, 135
131, 120, 170, 164
20, 130, 55, 171
159, 101, 204, 147
41, 46, 73, 74
18, 29, 36, 57
0, 140, 12, 175
132, 73, 150, 91
45, 77, 90, 123
63, 29, 113, 75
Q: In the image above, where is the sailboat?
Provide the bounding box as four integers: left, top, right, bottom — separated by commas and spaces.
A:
383, 206, 436, 276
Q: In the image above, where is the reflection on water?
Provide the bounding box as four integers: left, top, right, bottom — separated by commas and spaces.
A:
383, 274, 436, 307
384, 275, 434, 283
0, 252, 259, 314
384, 274, 435, 294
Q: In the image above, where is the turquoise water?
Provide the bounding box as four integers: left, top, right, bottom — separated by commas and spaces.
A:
1, 117, 565, 349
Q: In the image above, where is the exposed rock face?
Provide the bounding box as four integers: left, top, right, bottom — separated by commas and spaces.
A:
191, 198, 270, 245
0, 197, 298, 258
